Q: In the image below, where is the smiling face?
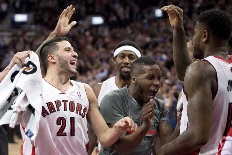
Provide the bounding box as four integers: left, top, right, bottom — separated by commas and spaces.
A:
53, 40, 78, 76
131, 64, 161, 104
113, 50, 138, 80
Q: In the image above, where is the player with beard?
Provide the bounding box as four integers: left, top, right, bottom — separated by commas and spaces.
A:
0, 6, 138, 155
93, 39, 142, 104
89, 40, 142, 154
159, 5, 232, 154
99, 56, 180, 155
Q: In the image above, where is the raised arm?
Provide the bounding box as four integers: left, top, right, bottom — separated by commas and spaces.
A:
161, 5, 193, 81
35, 5, 76, 54
158, 61, 214, 154
85, 84, 137, 148
35, 5, 77, 76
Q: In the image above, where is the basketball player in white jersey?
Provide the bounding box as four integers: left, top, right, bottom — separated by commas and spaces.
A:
93, 39, 142, 104
89, 39, 142, 154
159, 5, 232, 154
0, 6, 138, 155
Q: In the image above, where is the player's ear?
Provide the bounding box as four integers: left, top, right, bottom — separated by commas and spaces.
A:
203, 30, 209, 43
48, 54, 56, 63
131, 75, 136, 83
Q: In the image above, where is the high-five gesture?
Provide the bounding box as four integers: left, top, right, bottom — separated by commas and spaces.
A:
52, 5, 77, 36
161, 5, 183, 29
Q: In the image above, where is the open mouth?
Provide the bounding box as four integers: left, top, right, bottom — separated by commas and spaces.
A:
148, 86, 159, 98
148, 90, 156, 99
70, 60, 77, 66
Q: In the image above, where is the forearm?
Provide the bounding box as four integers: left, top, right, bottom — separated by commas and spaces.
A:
113, 124, 150, 155
88, 125, 98, 155
168, 124, 180, 142
35, 31, 57, 54
173, 27, 193, 81
159, 128, 206, 155
97, 125, 122, 148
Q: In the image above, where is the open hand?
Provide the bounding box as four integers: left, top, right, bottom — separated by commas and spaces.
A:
141, 98, 154, 128
161, 5, 183, 29
113, 117, 138, 133
52, 5, 77, 36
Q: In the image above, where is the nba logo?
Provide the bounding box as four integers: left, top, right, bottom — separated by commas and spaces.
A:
77, 92, 81, 97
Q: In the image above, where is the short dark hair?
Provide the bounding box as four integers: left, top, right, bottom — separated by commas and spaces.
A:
113, 39, 142, 53
40, 37, 69, 72
130, 56, 158, 76
197, 9, 232, 40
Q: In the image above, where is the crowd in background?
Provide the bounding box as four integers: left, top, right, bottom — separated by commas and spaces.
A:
0, 0, 232, 132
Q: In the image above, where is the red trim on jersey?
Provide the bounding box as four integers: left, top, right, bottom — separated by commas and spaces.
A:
85, 142, 89, 152
191, 149, 200, 155
214, 55, 232, 64
146, 130, 157, 135
228, 127, 232, 136
31, 146, 35, 155
20, 125, 35, 155
20, 140, 24, 155
20, 140, 35, 155
217, 136, 226, 155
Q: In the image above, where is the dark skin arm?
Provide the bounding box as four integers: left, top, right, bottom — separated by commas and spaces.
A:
161, 5, 193, 81
158, 61, 216, 155
110, 100, 154, 155
158, 121, 180, 145
154, 111, 180, 154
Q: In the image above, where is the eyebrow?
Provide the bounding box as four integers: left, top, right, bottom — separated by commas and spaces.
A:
64, 47, 74, 51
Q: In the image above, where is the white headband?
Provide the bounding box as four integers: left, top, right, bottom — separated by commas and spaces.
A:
114, 45, 141, 58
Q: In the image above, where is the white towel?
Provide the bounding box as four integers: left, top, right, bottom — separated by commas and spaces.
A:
0, 52, 42, 140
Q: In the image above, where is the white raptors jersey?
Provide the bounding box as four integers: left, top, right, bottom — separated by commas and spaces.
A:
98, 76, 119, 105
217, 127, 232, 155
21, 79, 90, 155
178, 91, 189, 135
182, 55, 232, 154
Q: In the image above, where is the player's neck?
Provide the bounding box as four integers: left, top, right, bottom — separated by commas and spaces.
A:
44, 73, 72, 92
115, 76, 130, 88
128, 85, 143, 106
205, 45, 228, 59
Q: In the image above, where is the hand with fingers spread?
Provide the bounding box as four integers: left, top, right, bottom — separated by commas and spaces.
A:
141, 98, 155, 128
113, 117, 138, 133
9, 50, 32, 68
161, 5, 183, 29
52, 5, 77, 37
